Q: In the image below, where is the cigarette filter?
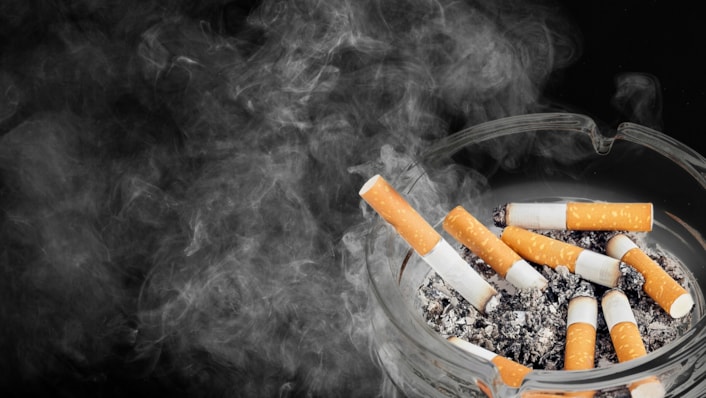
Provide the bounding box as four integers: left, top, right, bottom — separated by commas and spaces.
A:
602, 289, 665, 398
443, 206, 548, 290
448, 336, 531, 388
503, 202, 653, 231
606, 234, 694, 318
359, 175, 499, 313
500, 226, 621, 288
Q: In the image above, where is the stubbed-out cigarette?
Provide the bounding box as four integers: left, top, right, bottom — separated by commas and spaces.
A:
564, 296, 597, 371
606, 234, 694, 318
499, 202, 653, 231
443, 206, 548, 290
448, 336, 531, 388
359, 175, 499, 313
602, 289, 665, 398
564, 296, 598, 398
500, 226, 621, 287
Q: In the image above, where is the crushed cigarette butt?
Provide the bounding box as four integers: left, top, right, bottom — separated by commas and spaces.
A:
607, 234, 694, 318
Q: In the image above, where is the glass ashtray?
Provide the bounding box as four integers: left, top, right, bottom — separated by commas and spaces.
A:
364, 113, 706, 397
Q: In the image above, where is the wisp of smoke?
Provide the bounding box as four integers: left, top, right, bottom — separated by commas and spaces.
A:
0, 0, 580, 396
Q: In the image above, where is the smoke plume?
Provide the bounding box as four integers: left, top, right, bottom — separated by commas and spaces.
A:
0, 0, 579, 396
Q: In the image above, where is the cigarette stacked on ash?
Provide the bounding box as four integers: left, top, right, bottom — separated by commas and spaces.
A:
500, 225, 621, 288
497, 202, 653, 231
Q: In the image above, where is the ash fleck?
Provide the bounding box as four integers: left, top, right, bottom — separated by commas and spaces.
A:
419, 230, 694, 374
492, 204, 507, 228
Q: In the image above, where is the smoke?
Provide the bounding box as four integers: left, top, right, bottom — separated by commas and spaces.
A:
0, 0, 580, 396
611, 72, 663, 130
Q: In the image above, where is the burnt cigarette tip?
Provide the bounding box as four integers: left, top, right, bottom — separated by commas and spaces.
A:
484, 294, 501, 314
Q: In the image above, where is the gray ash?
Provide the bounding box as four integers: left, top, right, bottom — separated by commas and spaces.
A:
418, 229, 694, 372
492, 203, 508, 228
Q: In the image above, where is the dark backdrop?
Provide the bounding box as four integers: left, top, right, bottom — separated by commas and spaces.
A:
0, 1, 703, 397
551, 2, 706, 155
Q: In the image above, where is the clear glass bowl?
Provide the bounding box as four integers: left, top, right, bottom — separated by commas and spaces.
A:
364, 113, 706, 397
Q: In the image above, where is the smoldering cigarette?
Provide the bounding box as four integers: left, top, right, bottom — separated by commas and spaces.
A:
443, 206, 548, 290
448, 336, 531, 388
359, 175, 499, 313
500, 226, 621, 288
497, 202, 653, 232
564, 296, 597, 371
606, 234, 694, 318
602, 289, 665, 398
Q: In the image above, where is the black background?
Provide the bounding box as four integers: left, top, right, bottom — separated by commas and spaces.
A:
0, 1, 704, 397
552, 1, 706, 155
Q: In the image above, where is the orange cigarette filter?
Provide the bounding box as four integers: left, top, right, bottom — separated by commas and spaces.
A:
359, 174, 440, 255
602, 289, 665, 398
500, 226, 621, 288
566, 202, 653, 231
606, 234, 694, 319
444, 206, 548, 290
448, 336, 531, 388
504, 202, 653, 231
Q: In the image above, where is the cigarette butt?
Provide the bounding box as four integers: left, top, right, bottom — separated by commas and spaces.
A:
448, 336, 531, 388
500, 226, 621, 288
563, 296, 597, 398
565, 296, 597, 371
502, 202, 653, 231
444, 206, 548, 290
601, 289, 646, 362
606, 234, 694, 318
601, 289, 665, 398
359, 175, 499, 313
